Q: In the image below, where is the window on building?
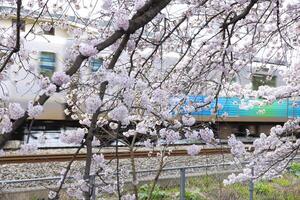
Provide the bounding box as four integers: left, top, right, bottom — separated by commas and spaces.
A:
252, 74, 276, 90
90, 58, 103, 72
12, 19, 25, 31
43, 27, 55, 35
40, 52, 56, 77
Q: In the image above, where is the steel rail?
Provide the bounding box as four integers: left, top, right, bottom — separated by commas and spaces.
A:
0, 148, 230, 164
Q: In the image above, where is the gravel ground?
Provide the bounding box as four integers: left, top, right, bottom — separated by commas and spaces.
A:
0, 147, 236, 192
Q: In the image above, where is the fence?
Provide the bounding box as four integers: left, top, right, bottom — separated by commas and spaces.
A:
1, 157, 299, 200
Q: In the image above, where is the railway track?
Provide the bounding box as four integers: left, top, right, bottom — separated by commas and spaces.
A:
0, 148, 230, 164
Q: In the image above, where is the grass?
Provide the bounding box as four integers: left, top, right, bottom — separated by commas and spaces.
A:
103, 169, 300, 200
189, 173, 300, 200
134, 173, 300, 200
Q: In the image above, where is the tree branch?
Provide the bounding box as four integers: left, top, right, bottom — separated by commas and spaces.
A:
0, 0, 22, 72
0, 0, 172, 149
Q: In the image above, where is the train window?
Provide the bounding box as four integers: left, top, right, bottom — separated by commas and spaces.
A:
40, 52, 56, 77
90, 58, 103, 72
230, 124, 247, 137
12, 19, 25, 31
43, 27, 55, 35
252, 74, 276, 90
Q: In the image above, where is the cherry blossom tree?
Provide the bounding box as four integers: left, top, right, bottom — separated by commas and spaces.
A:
0, 0, 299, 199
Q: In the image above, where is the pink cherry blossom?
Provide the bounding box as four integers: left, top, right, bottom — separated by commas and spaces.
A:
187, 144, 201, 156
79, 43, 98, 57
51, 71, 70, 86
8, 103, 25, 120
28, 102, 44, 118
60, 128, 85, 144
85, 95, 102, 114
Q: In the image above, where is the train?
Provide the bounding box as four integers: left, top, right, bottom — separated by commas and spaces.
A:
1, 5, 299, 148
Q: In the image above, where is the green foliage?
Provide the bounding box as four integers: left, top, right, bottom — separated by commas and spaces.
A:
272, 178, 291, 187
289, 162, 300, 177
254, 182, 274, 195
230, 183, 249, 198
185, 190, 204, 200
138, 184, 167, 200
187, 175, 217, 193
202, 175, 215, 188
134, 174, 299, 200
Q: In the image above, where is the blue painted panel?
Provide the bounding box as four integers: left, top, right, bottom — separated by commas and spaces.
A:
173, 96, 300, 118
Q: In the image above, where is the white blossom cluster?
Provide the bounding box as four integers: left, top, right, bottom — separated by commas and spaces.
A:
101, 0, 112, 11
51, 71, 71, 86
79, 117, 91, 127
0, 115, 12, 134
27, 102, 44, 118
60, 128, 85, 144
114, 9, 130, 31
85, 95, 102, 114
184, 130, 199, 141
187, 144, 201, 156
0, 101, 43, 134
253, 132, 281, 154
19, 144, 38, 154
79, 43, 98, 57
184, 127, 215, 145
39, 77, 57, 96
143, 139, 154, 148
108, 104, 130, 125
228, 134, 247, 158
1, 0, 300, 197
135, 119, 157, 135
199, 128, 214, 144
8, 103, 25, 120
92, 153, 106, 168
134, 0, 146, 11
226, 119, 300, 184
159, 128, 181, 144
223, 168, 252, 185
182, 115, 196, 126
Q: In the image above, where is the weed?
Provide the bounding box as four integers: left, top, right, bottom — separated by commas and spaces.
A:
254, 182, 275, 195
185, 190, 205, 200
272, 177, 291, 187
138, 184, 167, 200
